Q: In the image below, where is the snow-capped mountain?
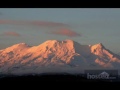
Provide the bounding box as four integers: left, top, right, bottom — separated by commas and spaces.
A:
0, 40, 120, 75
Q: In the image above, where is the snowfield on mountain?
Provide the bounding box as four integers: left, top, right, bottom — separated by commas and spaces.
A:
0, 39, 120, 75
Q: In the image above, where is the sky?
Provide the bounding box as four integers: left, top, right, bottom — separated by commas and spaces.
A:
0, 8, 120, 54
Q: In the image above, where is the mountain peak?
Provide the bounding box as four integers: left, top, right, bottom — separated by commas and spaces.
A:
17, 43, 27, 45
95, 43, 103, 45
92, 43, 104, 49
90, 43, 105, 54
65, 39, 79, 44
7, 43, 29, 49
43, 40, 59, 43
42, 39, 76, 45
13, 43, 28, 46
0, 39, 120, 74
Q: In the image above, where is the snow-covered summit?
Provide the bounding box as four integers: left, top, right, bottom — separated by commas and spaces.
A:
0, 40, 120, 75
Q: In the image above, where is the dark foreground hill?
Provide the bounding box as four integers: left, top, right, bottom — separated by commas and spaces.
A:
0, 74, 119, 82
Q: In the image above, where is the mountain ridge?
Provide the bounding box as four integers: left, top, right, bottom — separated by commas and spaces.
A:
0, 39, 120, 75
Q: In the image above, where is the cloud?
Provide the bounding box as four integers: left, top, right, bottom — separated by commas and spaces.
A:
0, 19, 68, 27
3, 31, 21, 37
0, 20, 79, 38
49, 28, 81, 37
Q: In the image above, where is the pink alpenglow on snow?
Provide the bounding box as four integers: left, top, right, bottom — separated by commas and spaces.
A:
0, 40, 120, 75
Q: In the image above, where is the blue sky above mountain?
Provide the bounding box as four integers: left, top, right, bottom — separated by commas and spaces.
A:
0, 8, 120, 53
